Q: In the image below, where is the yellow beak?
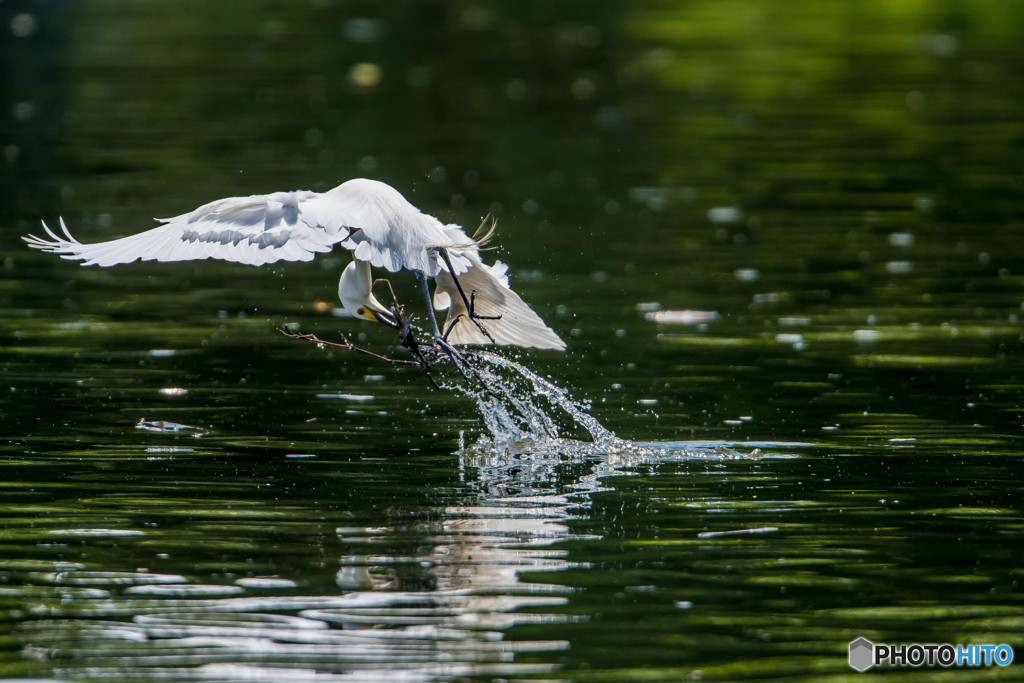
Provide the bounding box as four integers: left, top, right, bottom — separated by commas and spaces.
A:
356, 305, 381, 321
358, 300, 396, 326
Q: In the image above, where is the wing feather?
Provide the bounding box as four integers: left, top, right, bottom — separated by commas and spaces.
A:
22, 189, 351, 267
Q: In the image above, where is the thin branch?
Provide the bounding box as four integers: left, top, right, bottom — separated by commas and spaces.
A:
283, 290, 499, 398
281, 326, 421, 366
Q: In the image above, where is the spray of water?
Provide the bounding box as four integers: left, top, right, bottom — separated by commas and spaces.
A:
438, 351, 771, 502
447, 350, 769, 502
447, 350, 646, 457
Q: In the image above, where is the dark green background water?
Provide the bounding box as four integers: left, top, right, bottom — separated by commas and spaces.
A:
3, 2, 1024, 680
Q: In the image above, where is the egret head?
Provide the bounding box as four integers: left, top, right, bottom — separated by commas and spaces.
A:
338, 260, 394, 325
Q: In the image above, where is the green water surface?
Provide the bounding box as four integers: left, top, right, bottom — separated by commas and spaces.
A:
2, 2, 1024, 680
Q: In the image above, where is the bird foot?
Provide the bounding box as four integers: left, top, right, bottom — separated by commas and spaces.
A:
468, 290, 501, 321
464, 290, 499, 343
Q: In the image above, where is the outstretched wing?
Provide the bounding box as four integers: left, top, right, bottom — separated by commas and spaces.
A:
22, 189, 357, 267
23, 178, 485, 277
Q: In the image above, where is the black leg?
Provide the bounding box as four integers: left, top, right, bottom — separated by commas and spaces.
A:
413, 269, 474, 379
413, 270, 443, 338
435, 247, 499, 343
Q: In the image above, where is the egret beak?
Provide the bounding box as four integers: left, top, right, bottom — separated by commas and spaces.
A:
356, 303, 396, 328
372, 308, 398, 327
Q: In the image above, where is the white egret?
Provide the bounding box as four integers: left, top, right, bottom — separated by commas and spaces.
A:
23, 178, 565, 352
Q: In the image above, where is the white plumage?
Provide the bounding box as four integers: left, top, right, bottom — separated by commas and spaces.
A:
23, 178, 565, 350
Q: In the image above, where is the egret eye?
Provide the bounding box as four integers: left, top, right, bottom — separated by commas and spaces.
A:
357, 307, 365, 316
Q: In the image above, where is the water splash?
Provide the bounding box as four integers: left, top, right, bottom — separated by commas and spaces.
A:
450, 350, 650, 457
448, 351, 774, 503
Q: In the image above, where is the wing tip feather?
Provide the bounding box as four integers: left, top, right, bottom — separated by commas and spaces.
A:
24, 218, 82, 256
